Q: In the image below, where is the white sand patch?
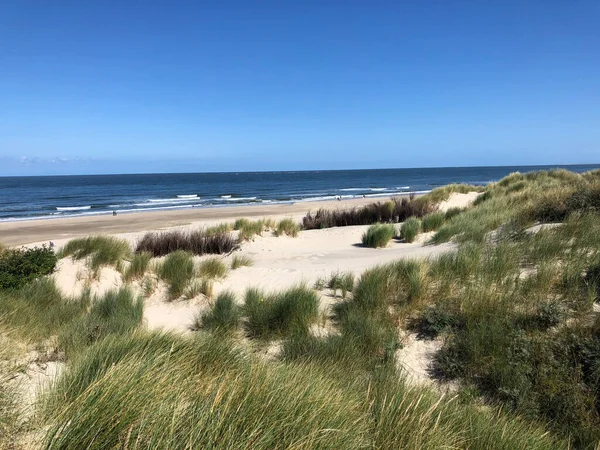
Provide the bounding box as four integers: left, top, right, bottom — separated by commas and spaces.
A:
396, 332, 443, 386
217, 225, 454, 299
53, 258, 123, 298
438, 192, 482, 212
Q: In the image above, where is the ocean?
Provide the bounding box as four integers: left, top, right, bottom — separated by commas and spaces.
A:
1, 164, 598, 222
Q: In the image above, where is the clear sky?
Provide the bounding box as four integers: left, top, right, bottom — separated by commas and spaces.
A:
1, 1, 598, 176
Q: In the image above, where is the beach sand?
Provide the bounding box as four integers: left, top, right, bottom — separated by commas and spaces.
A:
0, 196, 397, 247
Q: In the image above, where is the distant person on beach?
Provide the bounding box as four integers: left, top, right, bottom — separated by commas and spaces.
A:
112, 210, 117, 216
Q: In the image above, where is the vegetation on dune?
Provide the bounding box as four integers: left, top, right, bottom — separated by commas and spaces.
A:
274, 218, 301, 237
302, 196, 434, 229
243, 285, 319, 339
235, 219, 266, 241
122, 251, 152, 281
59, 236, 131, 276
421, 211, 445, 232
136, 229, 237, 257
362, 223, 395, 248
157, 250, 195, 299
400, 217, 421, 243
59, 288, 143, 357
197, 257, 228, 279
301, 185, 481, 231
0, 278, 89, 342
205, 222, 233, 235
193, 291, 240, 332
0, 245, 57, 289
230, 254, 253, 269
183, 278, 213, 300
314, 271, 355, 298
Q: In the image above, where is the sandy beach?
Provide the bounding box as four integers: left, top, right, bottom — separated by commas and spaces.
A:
0, 195, 401, 246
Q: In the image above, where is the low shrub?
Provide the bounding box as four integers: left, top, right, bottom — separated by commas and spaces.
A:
136, 230, 237, 257
421, 212, 445, 232
400, 217, 420, 243
274, 218, 301, 237
362, 224, 395, 248
231, 254, 253, 269
243, 285, 319, 339
0, 245, 57, 290
194, 291, 240, 332
157, 251, 195, 299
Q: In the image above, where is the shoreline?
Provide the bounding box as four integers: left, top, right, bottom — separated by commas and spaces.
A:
0, 195, 402, 246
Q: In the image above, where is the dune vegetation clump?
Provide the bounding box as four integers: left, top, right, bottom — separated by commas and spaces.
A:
362, 224, 395, 248
193, 291, 240, 333
400, 217, 421, 243
122, 251, 152, 282
243, 285, 319, 339
231, 254, 253, 269
274, 218, 301, 237
197, 257, 228, 279
157, 250, 195, 299
421, 212, 445, 232
59, 236, 130, 275
136, 229, 238, 257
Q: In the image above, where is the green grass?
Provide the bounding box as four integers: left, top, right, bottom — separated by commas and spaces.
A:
274, 218, 301, 237
421, 211, 445, 232
362, 223, 395, 248
243, 285, 319, 339
157, 250, 195, 299
41, 332, 373, 449
314, 271, 354, 298
193, 291, 240, 332
58, 287, 143, 357
197, 257, 228, 279
231, 254, 253, 269
0, 245, 57, 290
399, 217, 421, 242
59, 236, 131, 275
122, 251, 152, 282
0, 278, 90, 342
205, 222, 233, 235
234, 218, 265, 241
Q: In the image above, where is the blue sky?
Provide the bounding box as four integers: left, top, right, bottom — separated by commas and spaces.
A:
1, 1, 599, 176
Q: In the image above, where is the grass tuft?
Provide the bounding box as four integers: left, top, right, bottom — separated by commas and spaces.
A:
421, 211, 445, 232
122, 251, 152, 282
362, 224, 395, 248
243, 285, 319, 339
193, 291, 240, 332
59, 236, 131, 275
231, 254, 253, 269
400, 217, 421, 243
157, 251, 195, 300
274, 218, 301, 237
